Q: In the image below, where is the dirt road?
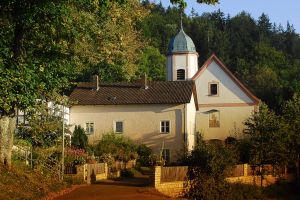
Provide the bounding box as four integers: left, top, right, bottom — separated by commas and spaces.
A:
55, 178, 175, 200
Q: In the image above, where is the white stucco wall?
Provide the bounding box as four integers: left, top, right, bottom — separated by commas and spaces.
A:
185, 94, 196, 151
70, 103, 196, 162
167, 53, 198, 81
194, 60, 257, 141
195, 61, 254, 104
196, 106, 255, 140
187, 54, 198, 79
167, 56, 173, 81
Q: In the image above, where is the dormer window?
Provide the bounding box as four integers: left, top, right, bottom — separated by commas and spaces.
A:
177, 69, 185, 80
209, 82, 219, 96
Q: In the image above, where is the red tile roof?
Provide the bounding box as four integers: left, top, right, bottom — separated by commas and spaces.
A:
69, 81, 197, 106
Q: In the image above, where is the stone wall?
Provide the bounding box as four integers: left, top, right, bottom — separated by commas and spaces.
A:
65, 163, 109, 184
86, 163, 108, 184
152, 164, 292, 198
152, 166, 186, 198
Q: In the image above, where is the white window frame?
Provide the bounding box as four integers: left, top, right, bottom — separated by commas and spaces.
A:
160, 120, 170, 134
208, 82, 219, 96
114, 120, 124, 134
85, 122, 94, 134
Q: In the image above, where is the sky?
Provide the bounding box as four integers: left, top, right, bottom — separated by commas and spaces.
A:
160, 0, 300, 33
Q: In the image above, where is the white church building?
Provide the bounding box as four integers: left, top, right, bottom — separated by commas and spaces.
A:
69, 27, 259, 163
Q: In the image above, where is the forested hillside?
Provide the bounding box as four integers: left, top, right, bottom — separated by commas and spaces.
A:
139, 2, 300, 112
1, 0, 299, 113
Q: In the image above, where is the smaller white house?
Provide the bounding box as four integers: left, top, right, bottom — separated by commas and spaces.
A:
69, 76, 198, 163
16, 101, 70, 126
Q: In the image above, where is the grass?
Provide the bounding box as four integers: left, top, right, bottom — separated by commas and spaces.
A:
0, 162, 71, 200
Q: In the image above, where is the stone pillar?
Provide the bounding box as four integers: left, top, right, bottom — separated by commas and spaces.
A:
104, 163, 108, 179
244, 164, 248, 176
154, 166, 162, 188
84, 164, 88, 183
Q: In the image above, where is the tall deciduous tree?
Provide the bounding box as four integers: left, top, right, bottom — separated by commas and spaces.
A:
136, 46, 166, 81
186, 138, 236, 200
283, 94, 300, 185
0, 0, 146, 167
244, 103, 287, 186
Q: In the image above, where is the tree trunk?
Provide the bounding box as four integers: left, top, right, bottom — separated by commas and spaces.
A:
296, 154, 300, 187
0, 116, 16, 168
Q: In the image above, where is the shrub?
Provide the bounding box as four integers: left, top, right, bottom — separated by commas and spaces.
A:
94, 133, 138, 163
137, 144, 152, 166
149, 154, 165, 166
65, 148, 88, 166
185, 139, 236, 200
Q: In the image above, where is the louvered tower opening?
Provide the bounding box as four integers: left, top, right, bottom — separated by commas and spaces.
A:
177, 69, 185, 80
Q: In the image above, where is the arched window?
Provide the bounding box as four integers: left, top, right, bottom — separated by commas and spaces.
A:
177, 69, 185, 80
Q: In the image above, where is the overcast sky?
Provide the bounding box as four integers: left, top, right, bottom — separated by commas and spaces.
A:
160, 0, 300, 33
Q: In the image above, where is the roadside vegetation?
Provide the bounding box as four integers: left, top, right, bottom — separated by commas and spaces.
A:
182, 97, 300, 199
1, 0, 300, 199
0, 164, 67, 200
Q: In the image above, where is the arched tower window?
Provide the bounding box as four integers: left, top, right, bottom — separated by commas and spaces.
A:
177, 69, 185, 80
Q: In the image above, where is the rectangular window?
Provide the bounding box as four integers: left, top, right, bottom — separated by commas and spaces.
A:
114, 121, 123, 133
209, 82, 219, 96
160, 121, 170, 133
209, 111, 220, 128
85, 122, 94, 134
162, 149, 170, 163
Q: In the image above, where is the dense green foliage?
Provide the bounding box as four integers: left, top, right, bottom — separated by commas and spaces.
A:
282, 94, 300, 184
0, 0, 147, 166
244, 104, 288, 167
140, 2, 300, 111
16, 103, 63, 148
94, 133, 138, 162
185, 138, 236, 200
136, 144, 152, 166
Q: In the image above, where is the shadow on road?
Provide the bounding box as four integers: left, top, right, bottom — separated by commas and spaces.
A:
94, 177, 151, 187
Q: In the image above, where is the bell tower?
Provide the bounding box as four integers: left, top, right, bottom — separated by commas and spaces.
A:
166, 23, 198, 81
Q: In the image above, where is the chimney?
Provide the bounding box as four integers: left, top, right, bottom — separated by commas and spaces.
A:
140, 73, 148, 89
92, 75, 100, 91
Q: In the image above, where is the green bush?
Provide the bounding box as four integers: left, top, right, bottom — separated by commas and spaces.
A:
137, 144, 152, 166
94, 133, 138, 163
185, 138, 237, 200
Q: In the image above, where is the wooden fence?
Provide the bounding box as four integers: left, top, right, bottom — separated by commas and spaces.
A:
227, 164, 245, 177
64, 165, 77, 174
111, 160, 136, 171
160, 166, 188, 183
88, 163, 106, 174
226, 164, 283, 177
